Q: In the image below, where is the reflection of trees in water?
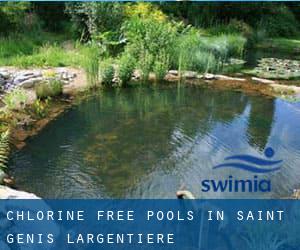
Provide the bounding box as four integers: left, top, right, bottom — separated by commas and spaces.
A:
77, 86, 250, 197
12, 85, 275, 198
247, 96, 275, 151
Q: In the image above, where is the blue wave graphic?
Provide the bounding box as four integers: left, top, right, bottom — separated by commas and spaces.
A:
225, 155, 282, 166
213, 148, 282, 173
213, 163, 281, 173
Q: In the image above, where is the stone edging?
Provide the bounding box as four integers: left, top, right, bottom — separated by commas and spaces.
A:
0, 67, 77, 96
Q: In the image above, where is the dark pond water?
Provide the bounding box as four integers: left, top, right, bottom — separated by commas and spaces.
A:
9, 85, 300, 198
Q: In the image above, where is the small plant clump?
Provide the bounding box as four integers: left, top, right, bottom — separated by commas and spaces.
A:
100, 60, 115, 86
3, 88, 29, 111
118, 52, 135, 86
35, 79, 63, 99
32, 98, 51, 118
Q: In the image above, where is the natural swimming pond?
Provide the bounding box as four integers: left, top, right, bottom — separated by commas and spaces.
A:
9, 85, 300, 198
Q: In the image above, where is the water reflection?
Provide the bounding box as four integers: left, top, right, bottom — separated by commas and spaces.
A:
9, 85, 300, 198
247, 97, 275, 150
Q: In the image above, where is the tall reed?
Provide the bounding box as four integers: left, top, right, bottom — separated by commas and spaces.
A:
81, 44, 100, 88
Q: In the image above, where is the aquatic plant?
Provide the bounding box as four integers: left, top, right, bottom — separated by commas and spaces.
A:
153, 50, 170, 81
32, 98, 51, 118
81, 44, 100, 88
35, 79, 63, 99
122, 12, 177, 78
3, 88, 29, 111
178, 32, 245, 74
99, 60, 115, 86
118, 51, 135, 86
0, 129, 10, 170
138, 49, 153, 82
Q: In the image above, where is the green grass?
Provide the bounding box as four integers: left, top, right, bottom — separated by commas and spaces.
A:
35, 79, 63, 99
257, 38, 300, 53
2, 45, 82, 68
0, 31, 79, 67
0, 28, 246, 78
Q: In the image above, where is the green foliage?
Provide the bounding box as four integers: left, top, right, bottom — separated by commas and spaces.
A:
123, 11, 246, 77
65, 2, 125, 40
0, 130, 10, 170
174, 29, 200, 74
92, 31, 125, 57
0, 32, 76, 67
153, 50, 170, 81
0, 2, 32, 35
33, 2, 68, 32
3, 88, 29, 111
122, 10, 177, 80
118, 51, 135, 86
257, 5, 299, 37
35, 80, 63, 99
209, 19, 254, 39
6, 45, 77, 68
32, 98, 51, 118
123, 16, 177, 60
257, 38, 300, 53
138, 50, 154, 82
99, 60, 115, 86
173, 28, 245, 74
80, 44, 100, 88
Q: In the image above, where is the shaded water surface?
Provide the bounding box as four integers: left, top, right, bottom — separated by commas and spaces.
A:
10, 85, 300, 198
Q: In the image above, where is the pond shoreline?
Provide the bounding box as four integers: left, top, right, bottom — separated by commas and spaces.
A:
7, 68, 300, 150
1, 66, 300, 199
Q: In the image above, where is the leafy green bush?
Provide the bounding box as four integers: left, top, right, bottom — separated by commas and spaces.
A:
118, 51, 135, 86
35, 79, 63, 99
49, 79, 63, 96
123, 16, 177, 59
66, 2, 125, 39
100, 60, 115, 86
3, 88, 29, 111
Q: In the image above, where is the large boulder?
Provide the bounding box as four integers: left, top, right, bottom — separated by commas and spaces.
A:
183, 71, 197, 79
13, 71, 42, 86
204, 73, 216, 80
168, 70, 179, 76
20, 77, 44, 88
0, 70, 10, 79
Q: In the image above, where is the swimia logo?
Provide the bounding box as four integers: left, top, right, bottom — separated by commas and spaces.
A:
201, 147, 282, 193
